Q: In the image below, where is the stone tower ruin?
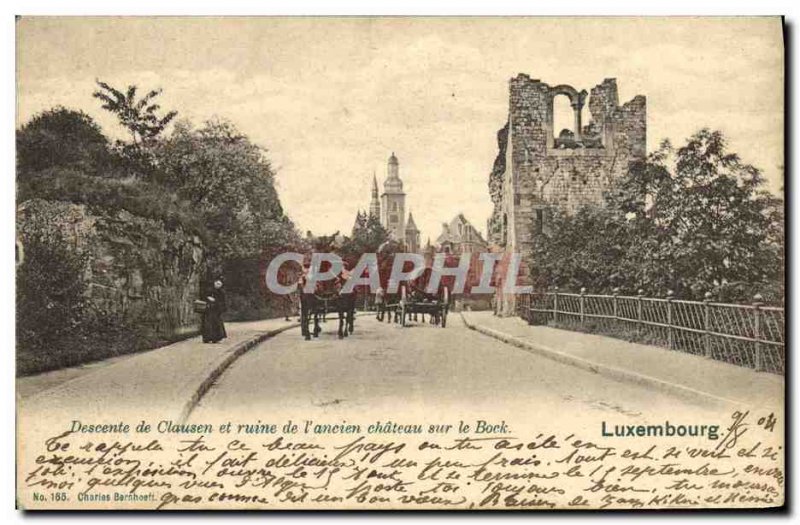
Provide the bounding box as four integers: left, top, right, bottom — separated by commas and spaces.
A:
487, 74, 646, 315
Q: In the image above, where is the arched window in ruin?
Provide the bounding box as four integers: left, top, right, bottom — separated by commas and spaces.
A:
553, 93, 575, 146
550, 85, 587, 149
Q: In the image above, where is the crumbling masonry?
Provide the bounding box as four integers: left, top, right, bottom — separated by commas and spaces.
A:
487, 74, 646, 315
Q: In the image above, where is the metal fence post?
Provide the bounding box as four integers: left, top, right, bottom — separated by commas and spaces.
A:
612, 287, 619, 327
753, 293, 764, 371
526, 292, 533, 325
703, 291, 712, 358
666, 290, 674, 349
637, 289, 644, 335
579, 287, 586, 326
552, 287, 559, 324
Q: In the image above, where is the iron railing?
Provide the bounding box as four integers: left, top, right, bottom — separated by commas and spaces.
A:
516, 289, 784, 374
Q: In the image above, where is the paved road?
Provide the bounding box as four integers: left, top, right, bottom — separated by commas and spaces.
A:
191, 315, 725, 428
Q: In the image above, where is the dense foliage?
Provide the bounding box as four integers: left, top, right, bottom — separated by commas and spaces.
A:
17, 107, 113, 176
17, 82, 302, 373
341, 211, 391, 264
16, 224, 90, 372
531, 129, 784, 304
18, 168, 207, 238
154, 119, 303, 317
155, 119, 299, 263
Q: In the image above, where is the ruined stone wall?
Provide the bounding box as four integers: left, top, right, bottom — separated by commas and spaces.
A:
487, 123, 508, 245
17, 199, 205, 337
488, 74, 646, 315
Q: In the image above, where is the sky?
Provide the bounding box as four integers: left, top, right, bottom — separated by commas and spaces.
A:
17, 17, 784, 243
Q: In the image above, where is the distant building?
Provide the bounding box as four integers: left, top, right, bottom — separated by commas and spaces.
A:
435, 214, 488, 255
305, 230, 346, 251
405, 212, 420, 253
365, 152, 421, 251
380, 152, 406, 242
435, 214, 488, 294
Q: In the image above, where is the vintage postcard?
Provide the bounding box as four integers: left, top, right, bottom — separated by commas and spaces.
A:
15, 16, 785, 510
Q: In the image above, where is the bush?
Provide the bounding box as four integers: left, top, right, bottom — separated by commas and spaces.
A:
17, 106, 112, 176
18, 169, 208, 241
16, 229, 89, 374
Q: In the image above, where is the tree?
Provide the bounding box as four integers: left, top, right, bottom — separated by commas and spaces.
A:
531, 129, 784, 303
93, 80, 177, 148
639, 130, 783, 300
155, 118, 302, 318
155, 119, 297, 261
341, 212, 390, 266
531, 204, 636, 292
16, 107, 111, 177
93, 80, 177, 175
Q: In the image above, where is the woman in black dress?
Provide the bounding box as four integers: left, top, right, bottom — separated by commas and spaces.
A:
202, 278, 227, 343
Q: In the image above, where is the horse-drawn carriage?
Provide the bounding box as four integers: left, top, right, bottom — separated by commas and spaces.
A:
375, 267, 451, 328
398, 280, 450, 327
295, 248, 453, 339
298, 269, 356, 340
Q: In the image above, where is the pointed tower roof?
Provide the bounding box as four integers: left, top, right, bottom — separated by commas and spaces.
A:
369, 171, 381, 218
405, 211, 419, 232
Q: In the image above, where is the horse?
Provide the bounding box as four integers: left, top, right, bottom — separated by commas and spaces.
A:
299, 272, 356, 340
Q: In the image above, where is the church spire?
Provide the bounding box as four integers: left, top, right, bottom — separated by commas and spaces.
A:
369, 171, 380, 219
405, 210, 419, 232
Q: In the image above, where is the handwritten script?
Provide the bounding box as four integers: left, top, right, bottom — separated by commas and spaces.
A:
20, 411, 783, 510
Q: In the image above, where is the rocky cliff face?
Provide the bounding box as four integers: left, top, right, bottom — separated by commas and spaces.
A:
17, 199, 205, 338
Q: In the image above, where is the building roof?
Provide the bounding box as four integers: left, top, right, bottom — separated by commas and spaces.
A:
435, 213, 487, 247
405, 211, 419, 232
383, 152, 404, 194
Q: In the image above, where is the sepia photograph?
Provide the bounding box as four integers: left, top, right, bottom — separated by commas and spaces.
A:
13, 15, 785, 511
